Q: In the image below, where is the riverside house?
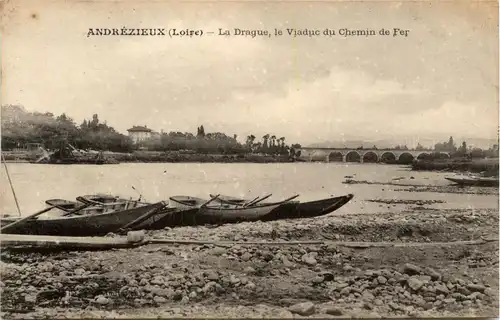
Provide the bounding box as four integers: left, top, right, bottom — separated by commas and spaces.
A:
126, 125, 153, 144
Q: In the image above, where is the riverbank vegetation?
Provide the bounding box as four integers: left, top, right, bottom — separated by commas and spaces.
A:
1, 105, 302, 159
1, 105, 497, 164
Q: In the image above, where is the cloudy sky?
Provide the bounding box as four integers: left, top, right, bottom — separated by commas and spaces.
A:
2, 0, 498, 147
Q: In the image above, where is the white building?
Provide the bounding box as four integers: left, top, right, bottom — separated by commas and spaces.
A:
127, 125, 153, 144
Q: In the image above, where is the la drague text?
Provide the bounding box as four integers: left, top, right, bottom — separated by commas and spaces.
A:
218, 28, 271, 38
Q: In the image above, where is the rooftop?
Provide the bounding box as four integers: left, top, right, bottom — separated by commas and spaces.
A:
127, 125, 152, 132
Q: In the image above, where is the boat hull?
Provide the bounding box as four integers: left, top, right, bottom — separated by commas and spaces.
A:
169, 196, 285, 225
133, 207, 200, 229
213, 194, 355, 220
0, 202, 167, 236
445, 177, 499, 187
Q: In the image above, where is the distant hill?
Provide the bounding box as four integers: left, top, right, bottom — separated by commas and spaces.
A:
307, 137, 498, 150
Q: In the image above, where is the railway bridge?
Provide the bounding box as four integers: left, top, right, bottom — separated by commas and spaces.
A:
297, 147, 450, 163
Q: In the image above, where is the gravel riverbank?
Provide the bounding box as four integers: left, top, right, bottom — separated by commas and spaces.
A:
1, 206, 498, 319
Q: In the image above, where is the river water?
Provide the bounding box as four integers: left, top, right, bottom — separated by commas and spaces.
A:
0, 163, 497, 215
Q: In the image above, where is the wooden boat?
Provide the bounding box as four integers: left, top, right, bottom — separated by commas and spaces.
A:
137, 206, 200, 229
45, 194, 122, 212
169, 195, 290, 225
0, 201, 168, 236
210, 193, 354, 220
445, 176, 499, 187
41, 194, 199, 230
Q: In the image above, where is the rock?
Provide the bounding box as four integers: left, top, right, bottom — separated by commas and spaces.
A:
24, 294, 37, 303
362, 290, 375, 301
363, 302, 373, 310
246, 282, 256, 290
340, 287, 351, 296
325, 306, 343, 316
282, 257, 294, 268
244, 266, 256, 274
173, 292, 183, 301
484, 288, 495, 296
127, 230, 145, 243
466, 283, 486, 293
408, 277, 424, 291
211, 247, 226, 256
278, 309, 294, 318
134, 298, 148, 306
153, 296, 167, 303
230, 275, 240, 285
240, 252, 252, 262
426, 268, 441, 281
215, 283, 225, 294
403, 263, 421, 275
312, 276, 324, 285
377, 276, 387, 285
74, 268, 85, 276
301, 254, 317, 266
343, 264, 353, 272
388, 302, 399, 310
468, 292, 483, 300
457, 286, 472, 296
321, 272, 335, 282
161, 248, 174, 255
38, 262, 54, 272
435, 284, 449, 295
288, 301, 316, 316
94, 295, 110, 305
205, 271, 219, 281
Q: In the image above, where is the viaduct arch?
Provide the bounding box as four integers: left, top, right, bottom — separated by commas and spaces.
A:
299, 148, 451, 164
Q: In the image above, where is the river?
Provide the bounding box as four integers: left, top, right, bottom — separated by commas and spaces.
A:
0, 162, 497, 215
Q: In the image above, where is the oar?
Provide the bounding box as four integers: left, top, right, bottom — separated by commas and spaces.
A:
279, 194, 300, 203
241, 196, 260, 207
1, 153, 21, 216
200, 194, 220, 208
243, 194, 273, 207
76, 196, 104, 206
132, 186, 143, 202
1, 205, 57, 232
61, 202, 94, 217
116, 203, 169, 233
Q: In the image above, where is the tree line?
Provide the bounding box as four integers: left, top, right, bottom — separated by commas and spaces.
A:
1, 105, 497, 159
1, 105, 302, 156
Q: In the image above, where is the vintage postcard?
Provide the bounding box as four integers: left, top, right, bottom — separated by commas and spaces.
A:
0, 0, 498, 318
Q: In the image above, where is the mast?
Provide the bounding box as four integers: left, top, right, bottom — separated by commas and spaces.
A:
1, 153, 22, 216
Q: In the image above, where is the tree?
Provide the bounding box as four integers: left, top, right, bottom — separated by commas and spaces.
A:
448, 136, 455, 150
470, 148, 485, 159
196, 125, 206, 138
279, 137, 286, 152
415, 143, 425, 151
262, 134, 270, 152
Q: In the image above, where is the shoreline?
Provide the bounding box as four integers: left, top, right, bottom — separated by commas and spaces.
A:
0, 172, 497, 318
1, 206, 498, 319
2, 152, 498, 174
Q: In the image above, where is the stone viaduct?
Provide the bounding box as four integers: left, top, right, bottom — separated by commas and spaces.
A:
297, 147, 451, 163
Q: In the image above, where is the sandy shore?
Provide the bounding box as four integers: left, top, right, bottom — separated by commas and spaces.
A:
1, 194, 498, 319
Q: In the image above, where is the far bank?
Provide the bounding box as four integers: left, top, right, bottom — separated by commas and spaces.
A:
1, 150, 297, 164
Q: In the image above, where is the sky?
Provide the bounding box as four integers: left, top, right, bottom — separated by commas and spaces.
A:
2, 0, 499, 147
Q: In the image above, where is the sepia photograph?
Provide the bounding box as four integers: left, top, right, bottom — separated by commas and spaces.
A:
0, 0, 499, 318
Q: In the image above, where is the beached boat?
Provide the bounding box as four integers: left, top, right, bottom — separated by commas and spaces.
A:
169, 195, 289, 224
45, 195, 199, 230
0, 201, 168, 236
210, 193, 354, 220
45, 194, 122, 212
445, 176, 499, 187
